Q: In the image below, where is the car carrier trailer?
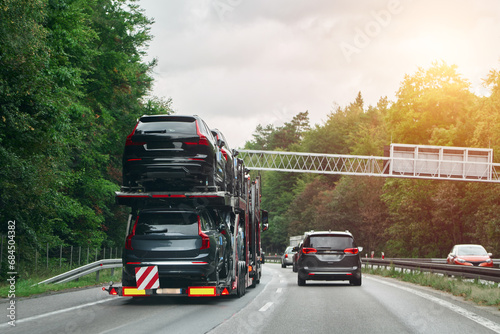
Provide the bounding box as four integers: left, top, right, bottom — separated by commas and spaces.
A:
104, 177, 268, 298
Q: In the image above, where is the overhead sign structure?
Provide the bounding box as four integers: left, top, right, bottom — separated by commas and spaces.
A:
385, 144, 493, 180
239, 144, 500, 183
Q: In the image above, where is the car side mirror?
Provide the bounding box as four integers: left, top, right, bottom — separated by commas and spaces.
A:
218, 139, 226, 148
488, 252, 493, 257
233, 149, 239, 157
358, 247, 363, 252
292, 246, 299, 252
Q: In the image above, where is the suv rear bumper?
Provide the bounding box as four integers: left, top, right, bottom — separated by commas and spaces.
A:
298, 267, 361, 281
123, 260, 216, 283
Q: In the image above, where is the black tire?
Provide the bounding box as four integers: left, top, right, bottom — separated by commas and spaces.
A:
237, 262, 246, 297
241, 264, 247, 296
350, 275, 362, 286
209, 258, 219, 282
298, 276, 306, 286
281, 262, 286, 268
121, 270, 135, 287
220, 253, 229, 279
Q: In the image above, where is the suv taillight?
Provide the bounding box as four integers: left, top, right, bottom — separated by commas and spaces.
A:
221, 148, 228, 161
198, 216, 210, 250
344, 248, 359, 254
196, 121, 209, 146
184, 121, 209, 146
125, 122, 145, 146
125, 216, 139, 250
302, 248, 317, 254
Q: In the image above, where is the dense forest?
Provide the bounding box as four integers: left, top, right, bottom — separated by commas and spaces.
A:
0, 0, 172, 259
247, 64, 500, 258
1, 0, 499, 269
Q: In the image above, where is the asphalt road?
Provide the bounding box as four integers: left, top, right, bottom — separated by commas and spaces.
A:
2, 263, 500, 334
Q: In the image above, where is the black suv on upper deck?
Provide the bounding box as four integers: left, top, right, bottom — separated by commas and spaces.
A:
295, 231, 362, 286
122, 115, 225, 191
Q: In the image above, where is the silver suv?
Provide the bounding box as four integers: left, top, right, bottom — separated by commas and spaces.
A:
295, 231, 362, 286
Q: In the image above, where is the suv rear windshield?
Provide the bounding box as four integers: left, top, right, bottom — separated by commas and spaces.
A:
136, 120, 196, 134
135, 212, 198, 236
305, 235, 354, 250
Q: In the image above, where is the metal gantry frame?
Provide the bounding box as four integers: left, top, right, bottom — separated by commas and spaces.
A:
238, 149, 500, 183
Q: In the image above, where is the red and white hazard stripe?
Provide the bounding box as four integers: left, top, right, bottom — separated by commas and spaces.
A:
135, 266, 160, 290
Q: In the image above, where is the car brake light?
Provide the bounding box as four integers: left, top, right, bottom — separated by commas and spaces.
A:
285, 254, 288, 258
195, 121, 209, 146
302, 248, 317, 254
198, 216, 210, 249
185, 121, 209, 146
221, 148, 228, 161
125, 122, 146, 146
344, 248, 359, 254
125, 216, 139, 250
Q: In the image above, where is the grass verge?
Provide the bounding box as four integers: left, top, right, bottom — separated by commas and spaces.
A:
362, 265, 500, 310
0, 269, 122, 299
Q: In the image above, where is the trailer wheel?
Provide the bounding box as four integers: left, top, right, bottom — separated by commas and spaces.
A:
209, 258, 220, 282
237, 262, 246, 298
122, 270, 136, 287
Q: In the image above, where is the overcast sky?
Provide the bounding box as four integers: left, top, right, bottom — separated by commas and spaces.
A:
138, 0, 500, 149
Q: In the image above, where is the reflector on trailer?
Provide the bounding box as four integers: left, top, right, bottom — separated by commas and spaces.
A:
221, 288, 229, 296
188, 287, 217, 297
123, 287, 147, 296
110, 287, 118, 295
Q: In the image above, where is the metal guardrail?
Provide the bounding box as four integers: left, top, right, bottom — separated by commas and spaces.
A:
362, 258, 500, 283
37, 257, 500, 285
37, 259, 122, 285
265, 255, 281, 263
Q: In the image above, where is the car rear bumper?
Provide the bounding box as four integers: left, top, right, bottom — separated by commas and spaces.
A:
124, 260, 215, 282
298, 267, 361, 281
124, 252, 216, 282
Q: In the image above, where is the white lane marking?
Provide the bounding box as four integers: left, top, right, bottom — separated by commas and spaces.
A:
276, 288, 282, 293
0, 297, 116, 328
259, 302, 274, 312
368, 276, 500, 333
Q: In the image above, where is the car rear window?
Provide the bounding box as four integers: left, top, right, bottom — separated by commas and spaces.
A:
135, 212, 198, 236
305, 235, 354, 250
136, 120, 196, 134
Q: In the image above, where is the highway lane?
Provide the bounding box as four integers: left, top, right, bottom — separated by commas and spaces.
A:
2, 263, 500, 333
0, 275, 267, 334
211, 264, 500, 334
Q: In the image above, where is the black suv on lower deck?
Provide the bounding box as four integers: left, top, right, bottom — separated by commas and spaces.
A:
122, 207, 230, 288
295, 231, 362, 286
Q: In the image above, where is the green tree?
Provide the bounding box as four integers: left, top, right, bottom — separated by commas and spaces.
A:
386, 61, 476, 146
